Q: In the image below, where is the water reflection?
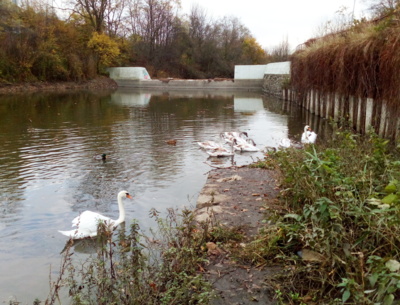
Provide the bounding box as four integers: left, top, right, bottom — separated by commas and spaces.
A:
234, 97, 264, 113
111, 90, 151, 107
0, 88, 329, 303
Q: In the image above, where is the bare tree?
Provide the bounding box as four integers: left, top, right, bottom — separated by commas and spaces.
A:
69, 0, 130, 34
105, 0, 129, 37
74, 0, 108, 32
128, 0, 179, 56
188, 4, 209, 50
269, 36, 290, 62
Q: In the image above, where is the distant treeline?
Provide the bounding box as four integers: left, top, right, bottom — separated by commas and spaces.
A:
0, 0, 289, 83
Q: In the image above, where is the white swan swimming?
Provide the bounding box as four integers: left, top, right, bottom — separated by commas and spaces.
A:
233, 138, 260, 152
206, 147, 235, 157
197, 141, 225, 150
301, 125, 317, 144
220, 131, 248, 144
206, 140, 235, 157
59, 190, 133, 239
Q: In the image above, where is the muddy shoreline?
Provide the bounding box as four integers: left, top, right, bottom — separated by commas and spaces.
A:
195, 166, 280, 305
0, 77, 118, 94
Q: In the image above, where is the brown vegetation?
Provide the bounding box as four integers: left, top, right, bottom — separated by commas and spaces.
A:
291, 8, 400, 138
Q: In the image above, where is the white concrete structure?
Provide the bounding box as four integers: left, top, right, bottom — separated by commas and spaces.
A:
108, 67, 151, 80
234, 65, 268, 79
234, 62, 290, 80
264, 61, 290, 75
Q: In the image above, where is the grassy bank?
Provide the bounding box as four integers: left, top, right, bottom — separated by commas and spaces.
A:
247, 125, 400, 304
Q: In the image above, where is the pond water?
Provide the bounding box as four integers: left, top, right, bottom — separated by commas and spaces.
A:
0, 88, 326, 303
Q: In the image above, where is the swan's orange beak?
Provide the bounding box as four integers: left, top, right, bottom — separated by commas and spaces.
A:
127, 194, 133, 199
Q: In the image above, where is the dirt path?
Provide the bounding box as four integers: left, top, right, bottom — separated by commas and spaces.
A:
195, 166, 280, 305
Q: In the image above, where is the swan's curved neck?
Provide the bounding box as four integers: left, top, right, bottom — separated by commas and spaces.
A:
115, 195, 126, 226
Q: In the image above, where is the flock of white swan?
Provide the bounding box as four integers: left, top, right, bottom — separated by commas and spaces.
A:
197, 131, 260, 157
197, 125, 317, 157
59, 125, 317, 240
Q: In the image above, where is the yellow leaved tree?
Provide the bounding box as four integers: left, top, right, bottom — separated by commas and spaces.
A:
241, 36, 268, 64
87, 32, 120, 73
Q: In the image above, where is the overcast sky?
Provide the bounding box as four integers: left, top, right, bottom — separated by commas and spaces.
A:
180, 0, 371, 51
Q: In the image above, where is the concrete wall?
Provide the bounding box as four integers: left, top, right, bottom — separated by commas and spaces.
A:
265, 61, 290, 74
114, 78, 263, 91
234, 65, 268, 79
108, 67, 151, 80
262, 61, 291, 98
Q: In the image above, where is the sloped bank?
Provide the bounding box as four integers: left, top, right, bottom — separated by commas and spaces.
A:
194, 166, 281, 305
0, 77, 118, 94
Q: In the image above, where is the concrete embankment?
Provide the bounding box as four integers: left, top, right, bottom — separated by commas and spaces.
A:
114, 79, 264, 92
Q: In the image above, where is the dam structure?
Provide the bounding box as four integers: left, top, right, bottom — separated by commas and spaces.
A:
108, 63, 289, 94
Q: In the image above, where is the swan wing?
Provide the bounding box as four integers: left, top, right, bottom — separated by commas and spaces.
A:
197, 142, 210, 149
198, 141, 223, 150
279, 138, 291, 148
308, 132, 317, 143
207, 149, 233, 157
58, 228, 98, 239
241, 145, 260, 152
301, 132, 308, 143
71, 211, 98, 227
70, 211, 114, 236
301, 131, 317, 144
234, 137, 247, 145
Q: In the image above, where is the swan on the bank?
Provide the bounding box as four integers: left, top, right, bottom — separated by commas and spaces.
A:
278, 138, 303, 149
301, 125, 317, 144
59, 190, 133, 239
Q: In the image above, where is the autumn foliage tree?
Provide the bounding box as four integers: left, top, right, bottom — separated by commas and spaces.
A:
0, 0, 270, 83
87, 32, 120, 72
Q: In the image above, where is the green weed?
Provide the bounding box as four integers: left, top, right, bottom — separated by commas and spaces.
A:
256, 126, 400, 304
46, 208, 214, 305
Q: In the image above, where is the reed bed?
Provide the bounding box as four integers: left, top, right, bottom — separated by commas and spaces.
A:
291, 14, 400, 138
